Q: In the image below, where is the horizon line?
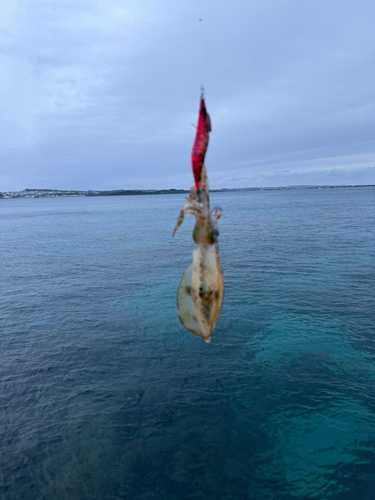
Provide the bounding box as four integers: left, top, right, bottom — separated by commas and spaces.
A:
1, 183, 375, 195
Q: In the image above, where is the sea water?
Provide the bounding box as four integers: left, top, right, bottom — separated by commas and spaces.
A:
1, 188, 374, 499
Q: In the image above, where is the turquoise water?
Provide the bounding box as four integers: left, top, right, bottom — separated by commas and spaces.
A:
1, 188, 375, 499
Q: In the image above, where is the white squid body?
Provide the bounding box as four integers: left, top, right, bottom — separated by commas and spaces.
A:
177, 244, 224, 343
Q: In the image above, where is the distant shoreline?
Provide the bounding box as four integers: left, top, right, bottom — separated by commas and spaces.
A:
1, 185, 374, 199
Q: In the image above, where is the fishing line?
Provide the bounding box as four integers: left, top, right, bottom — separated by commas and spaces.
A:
195, 0, 209, 96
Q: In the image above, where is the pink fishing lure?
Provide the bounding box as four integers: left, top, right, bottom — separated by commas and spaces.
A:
191, 96, 211, 187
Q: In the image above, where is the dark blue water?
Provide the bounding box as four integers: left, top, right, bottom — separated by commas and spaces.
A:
1, 188, 374, 500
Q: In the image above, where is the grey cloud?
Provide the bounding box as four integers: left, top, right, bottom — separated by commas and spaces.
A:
0, 0, 374, 190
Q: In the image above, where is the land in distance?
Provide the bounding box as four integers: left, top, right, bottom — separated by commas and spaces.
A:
1, 185, 374, 199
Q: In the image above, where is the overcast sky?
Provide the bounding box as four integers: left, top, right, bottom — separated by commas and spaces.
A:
1, 0, 374, 190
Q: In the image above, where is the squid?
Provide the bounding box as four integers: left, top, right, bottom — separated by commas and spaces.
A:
173, 91, 224, 343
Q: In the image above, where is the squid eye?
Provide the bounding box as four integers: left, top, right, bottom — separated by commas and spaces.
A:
212, 229, 219, 237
